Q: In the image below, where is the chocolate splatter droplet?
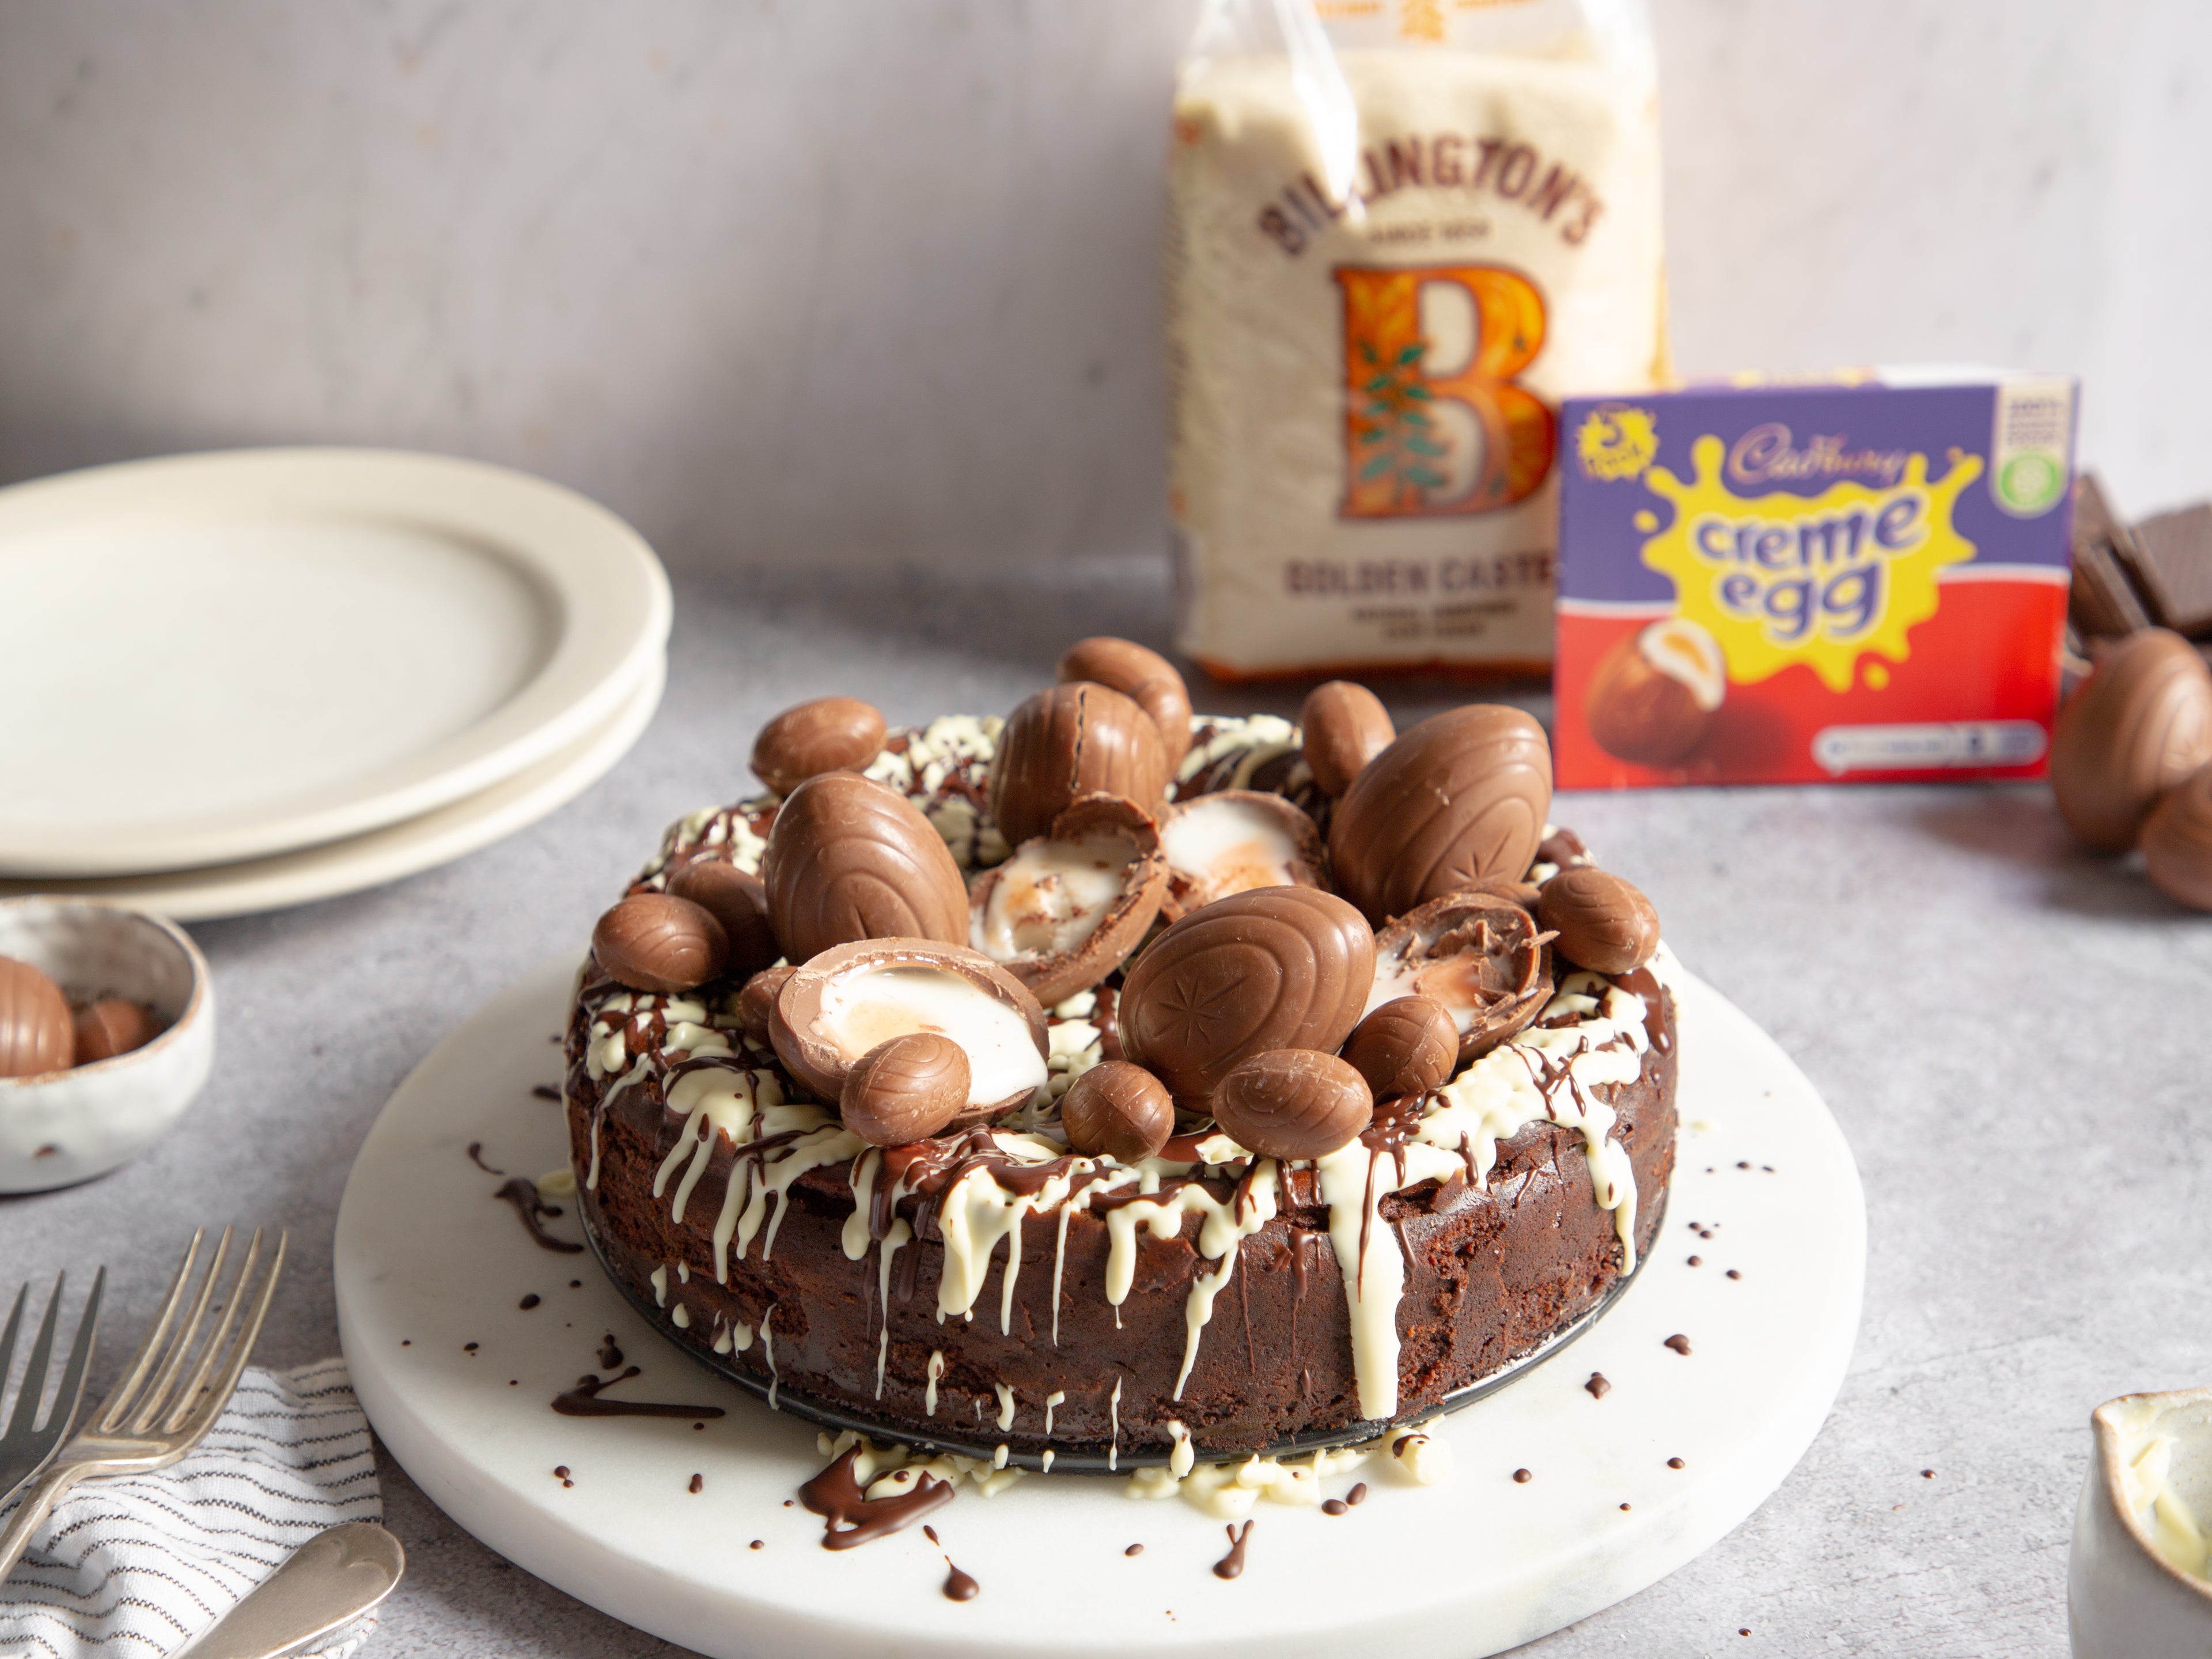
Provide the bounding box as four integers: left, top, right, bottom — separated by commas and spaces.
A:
1513, 1468, 1532, 1483
942, 1561, 980, 1601
1212, 1521, 1254, 1580
1125, 1543, 1143, 1556
1585, 1373, 1611, 1399
1668, 1457, 1685, 1469
689, 1474, 703, 1494
1321, 1499, 1348, 1516
552, 1367, 725, 1421
532, 1084, 561, 1101
1346, 1482, 1367, 1506
520, 1294, 540, 1310
1664, 1334, 1692, 1357
495, 1178, 585, 1253
598, 1335, 624, 1369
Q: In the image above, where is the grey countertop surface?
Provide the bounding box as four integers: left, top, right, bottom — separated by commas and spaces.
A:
6, 559, 2208, 1658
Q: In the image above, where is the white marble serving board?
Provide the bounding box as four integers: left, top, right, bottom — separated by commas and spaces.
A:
335, 959, 1865, 1659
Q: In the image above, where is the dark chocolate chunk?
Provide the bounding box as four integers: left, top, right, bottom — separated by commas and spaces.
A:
2069, 474, 2154, 638
2123, 503, 2212, 637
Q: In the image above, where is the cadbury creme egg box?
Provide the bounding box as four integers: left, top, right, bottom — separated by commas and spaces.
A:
1552, 370, 2078, 787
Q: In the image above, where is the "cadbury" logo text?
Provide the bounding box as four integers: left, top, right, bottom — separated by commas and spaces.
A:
1725, 423, 1909, 491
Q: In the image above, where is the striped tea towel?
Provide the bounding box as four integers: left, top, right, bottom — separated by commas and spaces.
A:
0, 1358, 384, 1659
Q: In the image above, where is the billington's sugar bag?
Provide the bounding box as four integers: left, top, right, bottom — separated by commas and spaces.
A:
1165, 0, 1666, 679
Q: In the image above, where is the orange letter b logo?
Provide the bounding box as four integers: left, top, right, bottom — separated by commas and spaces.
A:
1335, 264, 1554, 519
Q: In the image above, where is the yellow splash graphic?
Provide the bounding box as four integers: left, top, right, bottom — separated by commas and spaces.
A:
1641, 435, 1982, 692
1575, 404, 1659, 482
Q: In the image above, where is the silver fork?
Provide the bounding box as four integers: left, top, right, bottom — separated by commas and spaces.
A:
0, 1228, 286, 1584
0, 1269, 105, 1513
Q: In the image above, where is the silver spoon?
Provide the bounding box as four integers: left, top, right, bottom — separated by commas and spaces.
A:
176, 1522, 406, 1659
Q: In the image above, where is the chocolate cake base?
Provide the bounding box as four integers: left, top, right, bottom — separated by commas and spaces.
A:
566, 971, 1675, 1467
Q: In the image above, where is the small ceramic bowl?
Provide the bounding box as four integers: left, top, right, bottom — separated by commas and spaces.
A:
2071, 1386, 2212, 1657
0, 896, 215, 1194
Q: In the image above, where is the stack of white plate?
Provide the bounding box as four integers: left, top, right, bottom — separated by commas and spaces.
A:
0, 449, 671, 920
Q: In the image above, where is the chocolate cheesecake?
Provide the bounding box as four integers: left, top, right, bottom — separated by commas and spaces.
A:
565, 654, 1678, 1466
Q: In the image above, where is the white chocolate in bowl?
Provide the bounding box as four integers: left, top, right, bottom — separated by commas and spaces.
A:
816, 966, 1046, 1109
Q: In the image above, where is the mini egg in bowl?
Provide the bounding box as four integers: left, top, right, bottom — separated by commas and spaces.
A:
0, 896, 215, 1193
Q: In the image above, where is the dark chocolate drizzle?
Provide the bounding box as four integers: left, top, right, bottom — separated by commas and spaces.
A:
495, 1178, 585, 1253
467, 1142, 505, 1175
552, 1366, 726, 1420
1212, 1521, 1254, 1580
799, 1445, 955, 1550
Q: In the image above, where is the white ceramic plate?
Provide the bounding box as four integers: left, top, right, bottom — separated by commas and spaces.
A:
335, 961, 1866, 1659
0, 448, 671, 877
0, 656, 662, 922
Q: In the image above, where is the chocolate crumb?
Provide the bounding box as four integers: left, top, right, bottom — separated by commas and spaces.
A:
532, 1084, 560, 1100
1125, 1543, 1143, 1556
520, 1294, 540, 1310
689, 1474, 703, 1494
1668, 1457, 1685, 1469
1585, 1372, 1611, 1399
1513, 1468, 1532, 1483
1664, 1334, 1692, 1356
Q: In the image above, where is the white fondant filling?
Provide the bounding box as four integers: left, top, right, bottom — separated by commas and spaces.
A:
816, 966, 1047, 1109
1163, 797, 1303, 897
974, 830, 1139, 961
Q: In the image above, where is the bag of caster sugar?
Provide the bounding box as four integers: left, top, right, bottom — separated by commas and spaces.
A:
1165, 0, 1668, 679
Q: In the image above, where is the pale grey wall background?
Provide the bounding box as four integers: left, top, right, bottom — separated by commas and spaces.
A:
0, 0, 2205, 577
